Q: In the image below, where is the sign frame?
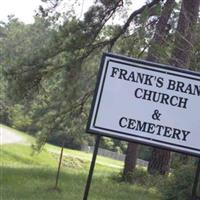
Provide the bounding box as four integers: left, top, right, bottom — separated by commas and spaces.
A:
86, 52, 200, 157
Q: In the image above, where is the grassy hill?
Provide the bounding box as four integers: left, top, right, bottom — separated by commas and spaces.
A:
0, 125, 160, 200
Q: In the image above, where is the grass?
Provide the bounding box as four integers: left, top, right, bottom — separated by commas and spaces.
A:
0, 125, 160, 200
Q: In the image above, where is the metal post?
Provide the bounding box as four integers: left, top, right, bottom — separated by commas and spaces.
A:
192, 158, 200, 200
83, 135, 101, 200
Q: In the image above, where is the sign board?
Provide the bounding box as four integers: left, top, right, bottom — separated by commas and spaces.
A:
87, 53, 200, 156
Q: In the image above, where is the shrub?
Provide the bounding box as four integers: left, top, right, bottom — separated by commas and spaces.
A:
115, 167, 164, 189
160, 164, 199, 200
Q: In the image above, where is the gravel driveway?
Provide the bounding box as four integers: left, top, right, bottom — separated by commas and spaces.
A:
0, 126, 24, 145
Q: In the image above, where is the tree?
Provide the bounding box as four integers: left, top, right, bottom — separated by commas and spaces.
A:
170, 0, 200, 68
123, 0, 175, 178
3, 0, 162, 144
123, 142, 139, 179
148, 0, 200, 175
146, 0, 176, 175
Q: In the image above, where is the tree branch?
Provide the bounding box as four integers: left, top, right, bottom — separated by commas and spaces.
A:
108, 0, 161, 50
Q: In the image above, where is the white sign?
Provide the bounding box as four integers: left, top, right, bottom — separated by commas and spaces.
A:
87, 53, 200, 156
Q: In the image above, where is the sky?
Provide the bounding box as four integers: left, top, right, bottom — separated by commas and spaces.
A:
0, 0, 42, 23
0, 0, 146, 24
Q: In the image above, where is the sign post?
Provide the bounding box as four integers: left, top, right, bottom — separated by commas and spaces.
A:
83, 135, 101, 200
85, 53, 200, 199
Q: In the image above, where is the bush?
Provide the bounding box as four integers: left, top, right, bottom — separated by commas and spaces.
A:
125, 168, 149, 185
114, 167, 164, 189
160, 164, 199, 200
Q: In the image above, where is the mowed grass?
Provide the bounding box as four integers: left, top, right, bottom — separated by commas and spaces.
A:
0, 125, 160, 200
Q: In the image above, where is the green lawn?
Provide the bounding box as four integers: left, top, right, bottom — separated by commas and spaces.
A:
0, 125, 160, 200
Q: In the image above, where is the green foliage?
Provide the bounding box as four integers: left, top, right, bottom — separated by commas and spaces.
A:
0, 0, 168, 155
170, 153, 196, 169
160, 164, 199, 200
100, 137, 127, 154
138, 146, 151, 161
0, 16, 97, 148
0, 17, 53, 102
0, 66, 10, 125
121, 167, 149, 184
9, 104, 32, 131
117, 167, 164, 190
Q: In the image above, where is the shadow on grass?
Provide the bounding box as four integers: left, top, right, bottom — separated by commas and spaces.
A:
1, 149, 38, 165
1, 166, 160, 200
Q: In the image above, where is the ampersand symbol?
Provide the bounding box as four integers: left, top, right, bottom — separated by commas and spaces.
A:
152, 109, 162, 121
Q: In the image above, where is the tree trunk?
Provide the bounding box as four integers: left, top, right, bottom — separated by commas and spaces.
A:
148, 149, 171, 175
54, 140, 65, 189
170, 0, 200, 68
146, 0, 175, 175
147, 0, 176, 62
123, 142, 139, 180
